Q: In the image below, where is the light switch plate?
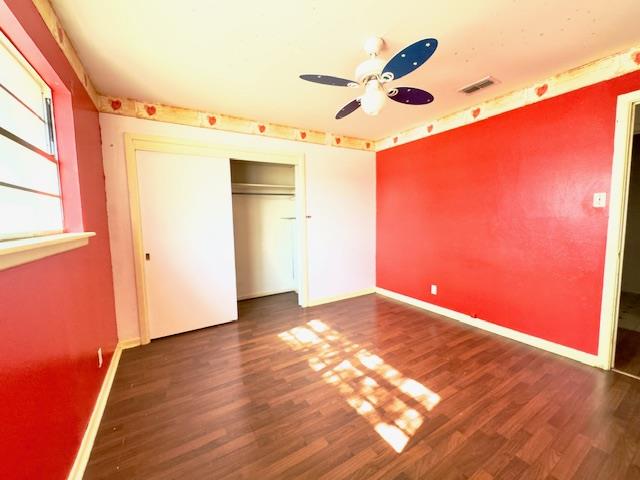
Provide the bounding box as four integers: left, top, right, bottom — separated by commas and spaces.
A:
593, 192, 607, 208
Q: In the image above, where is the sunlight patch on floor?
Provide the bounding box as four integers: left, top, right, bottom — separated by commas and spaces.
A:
278, 320, 440, 453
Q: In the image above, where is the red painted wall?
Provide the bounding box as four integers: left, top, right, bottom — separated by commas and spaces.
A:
0, 2, 118, 479
377, 70, 640, 355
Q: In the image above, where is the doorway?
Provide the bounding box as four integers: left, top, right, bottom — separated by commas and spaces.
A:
231, 159, 298, 303
124, 133, 308, 344
613, 110, 640, 376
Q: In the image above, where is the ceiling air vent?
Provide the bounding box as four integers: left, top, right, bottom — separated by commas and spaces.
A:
458, 76, 498, 95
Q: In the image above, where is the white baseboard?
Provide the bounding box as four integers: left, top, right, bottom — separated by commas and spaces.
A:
307, 288, 376, 307
67, 341, 125, 480
118, 337, 141, 349
375, 287, 603, 368
237, 289, 295, 301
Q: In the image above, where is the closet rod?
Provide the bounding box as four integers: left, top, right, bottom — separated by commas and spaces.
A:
232, 192, 295, 196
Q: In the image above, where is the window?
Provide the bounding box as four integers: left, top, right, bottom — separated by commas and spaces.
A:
0, 31, 62, 241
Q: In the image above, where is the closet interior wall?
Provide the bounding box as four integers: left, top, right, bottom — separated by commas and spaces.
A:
231, 160, 297, 300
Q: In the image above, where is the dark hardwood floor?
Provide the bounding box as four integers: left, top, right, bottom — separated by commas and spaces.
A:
85, 293, 640, 479
615, 292, 640, 378
615, 328, 640, 377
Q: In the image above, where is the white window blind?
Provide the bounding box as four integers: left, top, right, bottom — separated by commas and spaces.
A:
0, 31, 62, 241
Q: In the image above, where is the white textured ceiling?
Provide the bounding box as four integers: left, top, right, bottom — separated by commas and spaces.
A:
52, 0, 640, 140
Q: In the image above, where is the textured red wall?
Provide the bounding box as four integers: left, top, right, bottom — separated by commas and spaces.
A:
0, 2, 118, 479
377, 70, 640, 355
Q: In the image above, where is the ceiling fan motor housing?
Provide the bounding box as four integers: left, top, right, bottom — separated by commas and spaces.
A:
363, 36, 385, 56
355, 57, 386, 84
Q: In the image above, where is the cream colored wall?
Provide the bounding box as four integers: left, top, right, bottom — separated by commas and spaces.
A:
99, 113, 376, 341
232, 193, 296, 299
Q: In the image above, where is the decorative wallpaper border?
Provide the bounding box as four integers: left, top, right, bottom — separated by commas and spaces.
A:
32, 0, 640, 153
375, 45, 640, 151
32, 0, 100, 107
97, 95, 373, 151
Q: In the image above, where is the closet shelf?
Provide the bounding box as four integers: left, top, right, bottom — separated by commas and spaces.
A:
232, 183, 294, 190
232, 182, 295, 195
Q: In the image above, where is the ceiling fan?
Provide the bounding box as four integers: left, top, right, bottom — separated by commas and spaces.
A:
300, 36, 438, 119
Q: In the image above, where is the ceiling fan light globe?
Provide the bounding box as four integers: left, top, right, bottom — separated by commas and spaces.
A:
361, 80, 386, 116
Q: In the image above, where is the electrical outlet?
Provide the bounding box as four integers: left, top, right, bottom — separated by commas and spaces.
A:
97, 347, 103, 368
430, 284, 438, 295
593, 192, 607, 208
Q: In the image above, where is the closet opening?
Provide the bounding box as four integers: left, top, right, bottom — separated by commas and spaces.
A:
231, 159, 300, 307
613, 104, 640, 378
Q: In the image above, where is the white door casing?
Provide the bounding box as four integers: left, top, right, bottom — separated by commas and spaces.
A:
598, 89, 640, 368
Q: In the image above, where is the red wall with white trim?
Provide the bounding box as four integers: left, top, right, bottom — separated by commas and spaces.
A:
377, 70, 640, 355
0, 2, 118, 479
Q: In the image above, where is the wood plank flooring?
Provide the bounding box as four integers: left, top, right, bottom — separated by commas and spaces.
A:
618, 292, 640, 332
615, 328, 640, 377
614, 292, 640, 377
85, 293, 640, 479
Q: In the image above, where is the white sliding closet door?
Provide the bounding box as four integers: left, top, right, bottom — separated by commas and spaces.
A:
137, 151, 237, 339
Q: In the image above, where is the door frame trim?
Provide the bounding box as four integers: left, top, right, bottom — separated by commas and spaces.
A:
124, 133, 309, 345
598, 90, 640, 369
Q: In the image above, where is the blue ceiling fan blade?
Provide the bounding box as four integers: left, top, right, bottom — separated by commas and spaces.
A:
388, 87, 434, 105
300, 74, 358, 87
382, 38, 438, 81
335, 98, 361, 119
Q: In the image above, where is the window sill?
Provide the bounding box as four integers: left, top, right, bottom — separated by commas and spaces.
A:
0, 232, 95, 271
